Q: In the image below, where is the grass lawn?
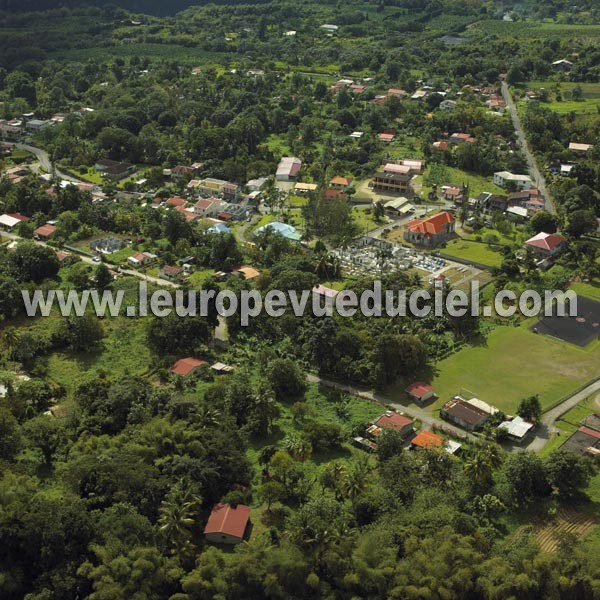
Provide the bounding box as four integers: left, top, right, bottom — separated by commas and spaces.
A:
420, 166, 506, 198
443, 239, 504, 267
417, 326, 600, 416
351, 206, 380, 235
186, 268, 217, 287
47, 316, 151, 395
519, 81, 600, 115
103, 247, 135, 265
287, 194, 309, 208
571, 281, 600, 303
383, 136, 423, 160
264, 134, 293, 157
460, 224, 524, 248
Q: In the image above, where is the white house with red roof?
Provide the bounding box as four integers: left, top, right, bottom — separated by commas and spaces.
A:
367, 411, 415, 440
404, 211, 455, 247
405, 382, 436, 404
524, 231, 567, 258
204, 503, 251, 545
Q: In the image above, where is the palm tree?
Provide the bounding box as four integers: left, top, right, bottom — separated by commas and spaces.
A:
464, 450, 493, 489
254, 383, 280, 432
158, 481, 202, 562
320, 461, 347, 500
1, 327, 19, 359
484, 444, 504, 470
284, 434, 313, 462
197, 406, 221, 429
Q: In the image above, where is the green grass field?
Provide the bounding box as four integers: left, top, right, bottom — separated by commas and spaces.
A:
518, 81, 600, 115
49, 43, 228, 65
47, 316, 151, 394
443, 239, 504, 267
419, 165, 506, 199
469, 20, 600, 40
571, 281, 600, 303
421, 326, 600, 415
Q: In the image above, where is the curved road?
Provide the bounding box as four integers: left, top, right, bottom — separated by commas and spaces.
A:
501, 82, 555, 214
16, 143, 83, 183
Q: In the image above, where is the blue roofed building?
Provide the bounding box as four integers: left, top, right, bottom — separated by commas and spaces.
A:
254, 221, 302, 241
206, 223, 231, 234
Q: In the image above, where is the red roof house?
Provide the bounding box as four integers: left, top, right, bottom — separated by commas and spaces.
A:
368, 411, 414, 439
411, 430, 443, 449
406, 382, 435, 403
34, 224, 57, 240
330, 176, 353, 190
524, 232, 567, 256
204, 503, 251, 545
404, 211, 455, 247
165, 196, 187, 208
170, 357, 207, 377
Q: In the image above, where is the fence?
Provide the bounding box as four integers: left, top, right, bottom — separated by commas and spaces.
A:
541, 375, 600, 415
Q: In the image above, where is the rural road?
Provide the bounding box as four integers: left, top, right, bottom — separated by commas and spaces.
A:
501, 81, 555, 214
15, 143, 82, 183
523, 378, 600, 452
307, 373, 600, 453
306, 373, 479, 443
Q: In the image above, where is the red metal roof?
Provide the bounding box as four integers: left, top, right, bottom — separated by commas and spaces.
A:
525, 232, 566, 251
375, 412, 414, 431
165, 196, 186, 207
170, 357, 207, 376
204, 503, 250, 539
579, 426, 600, 440
34, 224, 57, 237
406, 382, 434, 398
411, 430, 443, 448
406, 211, 454, 235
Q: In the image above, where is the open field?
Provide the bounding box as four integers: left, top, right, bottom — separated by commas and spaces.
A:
417, 326, 600, 415
442, 239, 504, 267
468, 20, 600, 40
50, 43, 228, 65
419, 165, 506, 198
571, 280, 600, 303
510, 508, 597, 554
517, 81, 600, 115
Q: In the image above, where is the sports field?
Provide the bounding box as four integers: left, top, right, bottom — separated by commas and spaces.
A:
426, 325, 600, 415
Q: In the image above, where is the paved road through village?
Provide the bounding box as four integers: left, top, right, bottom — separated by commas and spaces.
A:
501, 81, 555, 214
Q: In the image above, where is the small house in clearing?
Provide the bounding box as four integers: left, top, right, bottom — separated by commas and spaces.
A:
498, 415, 534, 443
367, 411, 414, 440
127, 252, 156, 268
405, 382, 435, 404
170, 357, 207, 377
204, 503, 251, 546
524, 231, 567, 259
160, 264, 185, 282
33, 224, 57, 241
411, 430, 443, 449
